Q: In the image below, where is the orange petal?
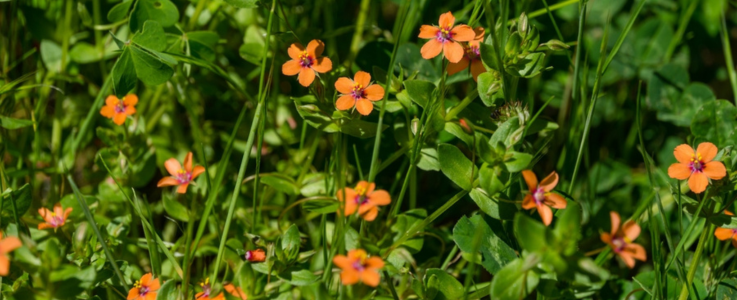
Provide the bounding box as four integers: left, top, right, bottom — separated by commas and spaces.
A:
0, 236, 20, 253
622, 220, 641, 241
609, 211, 621, 237
127, 287, 140, 300
298, 69, 316, 87
38, 223, 54, 230
360, 206, 379, 221
164, 158, 182, 176
366, 257, 384, 269
537, 204, 553, 226
312, 57, 332, 73
521, 170, 538, 191
157, 177, 179, 187
364, 182, 376, 194
183, 152, 193, 173
53, 204, 64, 216
544, 193, 567, 209
447, 58, 469, 76
348, 249, 366, 259
354, 71, 371, 88
418, 25, 439, 39
177, 183, 190, 194
704, 161, 726, 180
113, 113, 127, 126
335, 77, 355, 94
688, 172, 709, 194
337, 188, 358, 215
38, 208, 53, 223
100, 105, 115, 118
336, 95, 356, 111
140, 273, 153, 286
732, 238, 737, 249
125, 106, 136, 116
450, 25, 476, 42
363, 84, 385, 101
624, 243, 647, 261
438, 11, 455, 28
191, 166, 206, 180
106, 95, 120, 107
224, 284, 247, 300
421, 39, 443, 60
288, 43, 305, 60
470, 60, 485, 81
618, 251, 636, 269
674, 144, 695, 164
0, 255, 8, 276
600, 232, 612, 245
282, 60, 302, 76
443, 41, 464, 63
333, 255, 353, 269
521, 194, 536, 210
697, 142, 718, 162
360, 270, 381, 287
355, 99, 374, 116
539, 171, 559, 192
667, 163, 692, 180
63, 207, 72, 222
368, 189, 391, 206
472, 27, 485, 42
340, 269, 360, 285
306, 40, 325, 57
123, 94, 138, 106
715, 227, 735, 240
148, 278, 161, 291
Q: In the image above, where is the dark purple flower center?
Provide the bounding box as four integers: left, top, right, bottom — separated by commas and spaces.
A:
299, 51, 314, 68
690, 154, 704, 173
176, 169, 193, 184
466, 44, 480, 60
114, 101, 126, 113
352, 260, 366, 271
354, 195, 368, 205
49, 213, 63, 227
351, 84, 366, 100
139, 286, 150, 295
532, 187, 545, 205
611, 236, 628, 253
435, 27, 454, 42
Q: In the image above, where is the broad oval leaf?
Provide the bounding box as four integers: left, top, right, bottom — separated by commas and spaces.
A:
438, 143, 477, 191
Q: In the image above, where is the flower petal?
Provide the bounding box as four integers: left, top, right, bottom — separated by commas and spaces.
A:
667, 163, 692, 180
312, 57, 332, 73
447, 58, 469, 76
421, 39, 443, 60
537, 204, 553, 226
521, 194, 536, 210
438, 11, 455, 28
521, 170, 538, 191
609, 211, 621, 237
355, 99, 374, 116
418, 25, 439, 39
140, 273, 153, 286
337, 188, 358, 215
366, 257, 384, 269
624, 243, 647, 261
125, 106, 137, 116
340, 269, 360, 285
368, 189, 391, 206
470, 60, 485, 81
298, 69, 316, 87
544, 193, 567, 209
63, 207, 72, 222
360, 206, 379, 221
443, 41, 464, 63
336, 95, 356, 111
333, 255, 353, 269
282, 60, 302, 76
191, 165, 206, 180
335, 77, 355, 94
622, 220, 641, 241
165, 158, 182, 176
450, 25, 476, 42
539, 171, 559, 192
106, 95, 120, 107
715, 227, 734, 240
618, 251, 636, 269
148, 278, 161, 291
183, 152, 193, 172
306, 40, 325, 57
113, 113, 127, 126
472, 27, 485, 42
363, 84, 385, 101
703, 161, 726, 180
0, 255, 8, 276
176, 183, 190, 194
688, 172, 709, 194
0, 237, 20, 253
600, 232, 612, 244
157, 177, 179, 187
697, 142, 718, 162
100, 105, 115, 118
127, 287, 140, 300
353, 71, 371, 88
288, 43, 304, 60
360, 270, 381, 287
39, 208, 53, 223
674, 144, 695, 164
123, 94, 138, 106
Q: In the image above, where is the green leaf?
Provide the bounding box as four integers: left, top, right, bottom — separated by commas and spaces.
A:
132, 21, 168, 52
260, 173, 300, 195
490, 255, 540, 300
239, 25, 266, 64
129, 46, 175, 86
469, 187, 516, 220
403, 80, 435, 108
302, 199, 339, 214
339, 119, 388, 139
111, 48, 137, 97
417, 148, 440, 171
187, 31, 219, 61
553, 203, 581, 255
40, 40, 62, 73
224, 0, 259, 8
278, 269, 318, 286
478, 43, 497, 70
0, 116, 33, 129
691, 99, 737, 148
2, 184, 32, 221
294, 102, 340, 133
282, 224, 300, 260
129, 0, 180, 32
510, 52, 546, 78
504, 151, 532, 173
490, 116, 521, 149
163, 194, 189, 222
647, 63, 705, 127
107, 0, 133, 22
438, 143, 477, 191
717, 278, 737, 300
513, 213, 548, 252
453, 215, 517, 274
391, 209, 427, 253
425, 268, 464, 300
155, 280, 178, 300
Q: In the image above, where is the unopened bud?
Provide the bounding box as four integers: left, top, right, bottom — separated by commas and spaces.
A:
543, 39, 570, 51
459, 118, 473, 134
518, 13, 528, 38
411, 117, 420, 136
245, 249, 266, 262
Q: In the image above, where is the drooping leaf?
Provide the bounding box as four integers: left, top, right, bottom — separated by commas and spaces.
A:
403, 80, 435, 108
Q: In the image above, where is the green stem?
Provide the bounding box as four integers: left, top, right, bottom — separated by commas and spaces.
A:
345, 0, 371, 68
444, 88, 478, 121
678, 225, 710, 300
721, 12, 737, 105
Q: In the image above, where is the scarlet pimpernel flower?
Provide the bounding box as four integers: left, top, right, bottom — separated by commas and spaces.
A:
521, 170, 566, 226
0, 233, 21, 276
38, 203, 72, 230
667, 142, 726, 194
335, 71, 385, 116
100, 94, 138, 126
245, 248, 266, 262
715, 211, 737, 248
418, 11, 476, 63
196, 278, 225, 300
282, 39, 332, 87
128, 273, 160, 300
333, 249, 384, 287
600, 211, 646, 268
336, 181, 391, 221
447, 27, 485, 81
157, 152, 205, 194
224, 283, 247, 299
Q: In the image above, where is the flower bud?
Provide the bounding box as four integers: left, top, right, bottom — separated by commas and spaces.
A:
245, 249, 266, 262
518, 13, 529, 38
543, 39, 570, 51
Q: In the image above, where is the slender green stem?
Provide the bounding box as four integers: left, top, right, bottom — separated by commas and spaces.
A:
664, 0, 698, 61
678, 225, 711, 300
72, 77, 112, 151
721, 12, 737, 105
444, 88, 478, 121
384, 270, 400, 300
345, 0, 371, 68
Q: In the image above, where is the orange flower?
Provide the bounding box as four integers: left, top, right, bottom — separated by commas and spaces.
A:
195, 278, 225, 300
600, 211, 646, 268
38, 203, 72, 230
521, 170, 566, 226
336, 181, 391, 221
447, 27, 486, 81
282, 40, 333, 87
0, 232, 21, 276
667, 142, 726, 194
334, 71, 385, 116
245, 248, 266, 262
157, 152, 206, 194
224, 284, 247, 300
100, 94, 138, 126
332, 249, 384, 287
715, 211, 737, 248
127, 273, 160, 300
418, 11, 476, 63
